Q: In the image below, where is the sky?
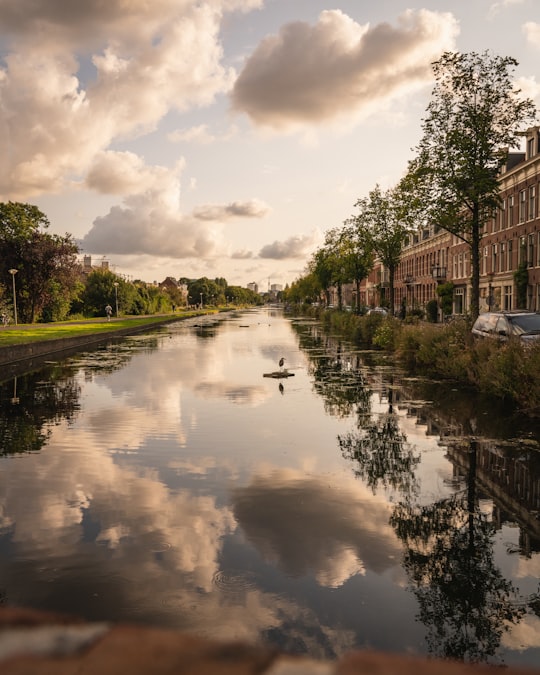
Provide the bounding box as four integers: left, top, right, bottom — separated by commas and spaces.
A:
0, 1, 539, 289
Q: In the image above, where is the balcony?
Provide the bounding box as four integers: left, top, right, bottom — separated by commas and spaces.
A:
404, 275, 415, 285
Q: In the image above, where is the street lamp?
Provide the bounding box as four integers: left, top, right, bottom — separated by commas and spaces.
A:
8, 269, 18, 325
113, 281, 119, 317
200, 292, 203, 308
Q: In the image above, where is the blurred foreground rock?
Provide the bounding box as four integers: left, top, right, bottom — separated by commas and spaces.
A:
1, 606, 538, 675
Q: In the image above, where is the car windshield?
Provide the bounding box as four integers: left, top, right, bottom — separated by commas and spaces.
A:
508, 313, 540, 334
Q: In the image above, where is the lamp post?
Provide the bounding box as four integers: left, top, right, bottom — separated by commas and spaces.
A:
113, 281, 119, 317
8, 269, 18, 325
200, 292, 203, 308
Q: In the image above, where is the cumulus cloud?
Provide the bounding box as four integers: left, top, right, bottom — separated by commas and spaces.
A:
523, 21, 540, 48
86, 152, 186, 196
259, 233, 319, 260
193, 199, 270, 220
231, 249, 254, 259
0, 1, 237, 199
231, 9, 459, 129
80, 158, 269, 259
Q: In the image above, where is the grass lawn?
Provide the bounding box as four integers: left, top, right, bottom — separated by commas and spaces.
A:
0, 311, 212, 347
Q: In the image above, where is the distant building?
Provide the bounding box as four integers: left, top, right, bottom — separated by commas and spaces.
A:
247, 282, 258, 294
270, 284, 283, 293
78, 255, 112, 279
158, 277, 188, 305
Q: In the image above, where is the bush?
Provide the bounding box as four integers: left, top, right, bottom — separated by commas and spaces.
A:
426, 299, 438, 323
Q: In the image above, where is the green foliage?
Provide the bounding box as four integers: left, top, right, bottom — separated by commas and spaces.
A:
436, 282, 454, 317
405, 51, 537, 320
372, 319, 397, 350
0, 202, 80, 323
350, 184, 409, 314
426, 299, 438, 323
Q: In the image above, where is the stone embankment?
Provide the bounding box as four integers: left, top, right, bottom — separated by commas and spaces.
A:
1, 606, 539, 675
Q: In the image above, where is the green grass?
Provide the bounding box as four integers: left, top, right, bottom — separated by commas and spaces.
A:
0, 311, 212, 346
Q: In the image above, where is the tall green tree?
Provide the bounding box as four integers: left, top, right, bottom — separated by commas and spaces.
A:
405, 51, 537, 321
0, 202, 80, 322
351, 185, 409, 315
339, 222, 374, 312
311, 227, 353, 309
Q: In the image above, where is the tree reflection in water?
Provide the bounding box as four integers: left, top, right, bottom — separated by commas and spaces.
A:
339, 384, 420, 496
390, 440, 527, 664
292, 319, 535, 664
0, 369, 81, 455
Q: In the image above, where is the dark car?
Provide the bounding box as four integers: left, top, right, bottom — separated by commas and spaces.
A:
471, 310, 540, 344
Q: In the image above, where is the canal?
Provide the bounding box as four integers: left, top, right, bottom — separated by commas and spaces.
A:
0, 308, 539, 666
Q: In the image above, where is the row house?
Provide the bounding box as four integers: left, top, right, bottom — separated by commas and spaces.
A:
354, 126, 540, 316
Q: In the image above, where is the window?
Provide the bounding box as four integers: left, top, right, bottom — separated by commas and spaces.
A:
519, 236, 526, 265
503, 285, 513, 310
491, 244, 497, 274
508, 195, 514, 227
528, 234, 535, 267
519, 190, 526, 222
529, 185, 536, 220
528, 137, 535, 159
500, 242, 506, 272
507, 239, 513, 270
455, 288, 464, 314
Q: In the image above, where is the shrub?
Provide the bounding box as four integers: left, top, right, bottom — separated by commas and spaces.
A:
426, 299, 438, 323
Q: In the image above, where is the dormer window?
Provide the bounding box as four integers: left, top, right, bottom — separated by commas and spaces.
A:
528, 137, 535, 159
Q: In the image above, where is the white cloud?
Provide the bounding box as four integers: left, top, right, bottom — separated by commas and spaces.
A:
231, 9, 459, 130
86, 152, 186, 196
259, 233, 320, 260
515, 76, 540, 103
0, 2, 235, 199
193, 199, 270, 221
523, 21, 540, 48
80, 156, 271, 259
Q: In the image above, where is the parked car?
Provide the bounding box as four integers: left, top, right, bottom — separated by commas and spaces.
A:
471, 311, 540, 344
366, 307, 388, 316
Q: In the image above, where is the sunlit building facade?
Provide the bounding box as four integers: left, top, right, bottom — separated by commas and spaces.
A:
351, 126, 540, 316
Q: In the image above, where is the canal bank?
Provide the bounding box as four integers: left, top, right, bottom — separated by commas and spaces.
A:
0, 315, 194, 380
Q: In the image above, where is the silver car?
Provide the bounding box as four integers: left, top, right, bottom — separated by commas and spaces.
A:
471, 311, 540, 344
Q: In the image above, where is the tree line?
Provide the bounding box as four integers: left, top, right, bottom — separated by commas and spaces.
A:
284, 51, 537, 321
0, 202, 262, 324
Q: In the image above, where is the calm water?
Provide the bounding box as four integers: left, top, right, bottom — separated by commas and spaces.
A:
1, 308, 539, 665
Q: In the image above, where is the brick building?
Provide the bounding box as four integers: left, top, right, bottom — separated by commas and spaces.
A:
346, 126, 540, 316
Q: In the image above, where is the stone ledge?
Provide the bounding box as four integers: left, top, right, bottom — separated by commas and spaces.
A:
1, 607, 538, 675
